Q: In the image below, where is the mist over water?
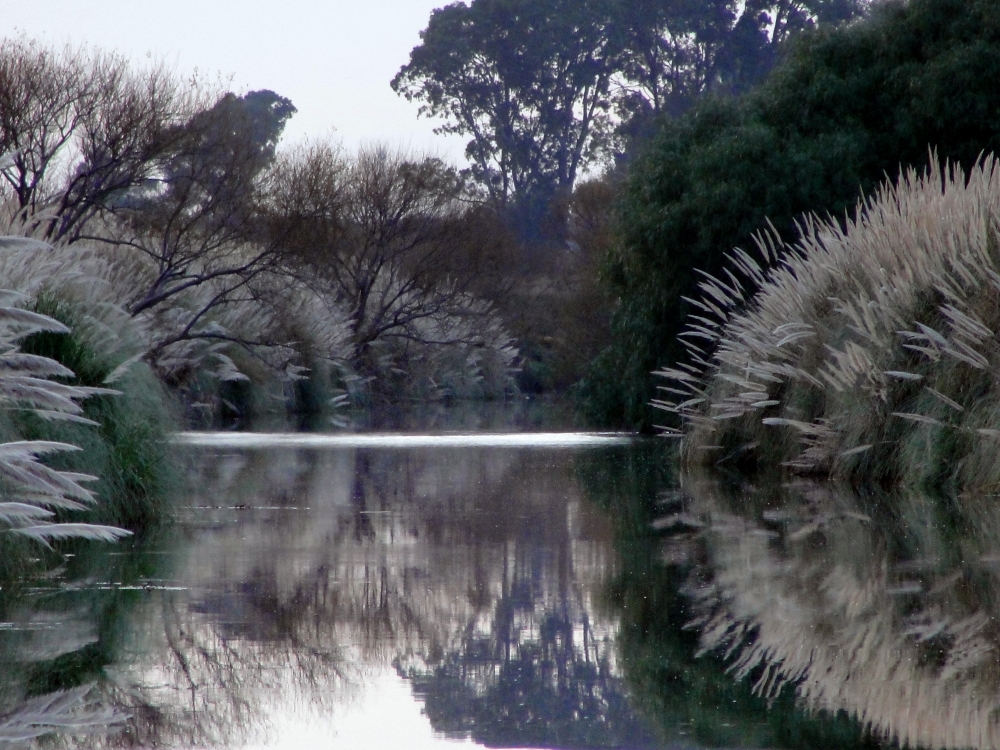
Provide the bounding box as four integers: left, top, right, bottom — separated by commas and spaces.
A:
175, 431, 635, 448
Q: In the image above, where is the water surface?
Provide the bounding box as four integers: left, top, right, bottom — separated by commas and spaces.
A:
2, 409, 992, 749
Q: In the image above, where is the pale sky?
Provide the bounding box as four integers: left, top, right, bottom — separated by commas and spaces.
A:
3, 0, 467, 163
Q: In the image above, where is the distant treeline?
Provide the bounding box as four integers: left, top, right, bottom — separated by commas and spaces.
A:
395, 0, 875, 412
0, 39, 524, 415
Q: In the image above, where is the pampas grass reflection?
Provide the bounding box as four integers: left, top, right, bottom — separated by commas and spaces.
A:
669, 475, 1000, 749
0, 685, 128, 743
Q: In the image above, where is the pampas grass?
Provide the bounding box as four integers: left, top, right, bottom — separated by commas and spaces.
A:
0, 247, 132, 545
0, 684, 128, 742
660, 154, 1000, 490
0, 212, 179, 532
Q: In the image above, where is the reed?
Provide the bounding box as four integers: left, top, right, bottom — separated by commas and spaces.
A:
661, 154, 1000, 490
0, 254, 132, 545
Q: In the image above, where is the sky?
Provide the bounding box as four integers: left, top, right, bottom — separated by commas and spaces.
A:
3, 0, 467, 162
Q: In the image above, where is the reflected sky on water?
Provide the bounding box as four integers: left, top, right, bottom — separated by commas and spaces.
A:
164, 439, 647, 749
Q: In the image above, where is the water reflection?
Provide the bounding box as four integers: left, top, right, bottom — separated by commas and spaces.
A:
0, 438, 656, 748
662, 474, 1000, 750
170, 442, 656, 747
15, 430, 995, 749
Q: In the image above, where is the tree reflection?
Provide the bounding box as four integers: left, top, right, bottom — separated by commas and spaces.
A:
402, 592, 657, 748
177, 443, 658, 747
394, 467, 655, 748
0, 440, 657, 748
12, 439, 971, 749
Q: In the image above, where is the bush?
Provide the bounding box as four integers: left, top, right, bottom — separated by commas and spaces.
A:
666, 156, 1000, 493
581, 0, 1000, 429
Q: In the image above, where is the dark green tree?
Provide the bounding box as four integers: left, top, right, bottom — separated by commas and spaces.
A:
613, 0, 867, 142
579, 0, 1000, 429
150, 90, 296, 231
392, 0, 621, 237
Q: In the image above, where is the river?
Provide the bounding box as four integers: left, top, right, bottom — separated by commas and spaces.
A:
0, 403, 990, 748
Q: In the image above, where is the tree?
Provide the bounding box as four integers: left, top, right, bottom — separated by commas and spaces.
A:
151, 89, 296, 233
0, 38, 198, 243
579, 0, 1000, 429
612, 0, 735, 128
392, 0, 621, 235
270, 143, 516, 398
394, 0, 870, 217
0, 41, 311, 374
613, 0, 869, 142
81, 90, 298, 366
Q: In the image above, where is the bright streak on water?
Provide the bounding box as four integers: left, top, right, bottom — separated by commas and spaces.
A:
173, 431, 636, 449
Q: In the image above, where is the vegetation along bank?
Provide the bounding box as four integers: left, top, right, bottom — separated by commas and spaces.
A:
6, 0, 1000, 551
581, 0, 1000, 430
662, 157, 1000, 493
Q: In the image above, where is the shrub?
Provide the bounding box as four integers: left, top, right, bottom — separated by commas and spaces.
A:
13, 363, 176, 532
0, 261, 180, 532
581, 0, 1000, 429
664, 156, 1000, 492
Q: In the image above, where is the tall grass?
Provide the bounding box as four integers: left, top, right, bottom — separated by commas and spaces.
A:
0, 177, 177, 540
0, 252, 132, 546
0, 252, 179, 532
661, 155, 1000, 491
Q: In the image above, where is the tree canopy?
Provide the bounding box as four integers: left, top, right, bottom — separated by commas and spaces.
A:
615, 0, 866, 134
392, 0, 620, 235
393, 0, 868, 234
578, 0, 1000, 429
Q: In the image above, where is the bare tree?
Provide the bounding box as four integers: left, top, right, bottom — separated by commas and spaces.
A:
76, 90, 304, 378
52, 59, 195, 243
0, 39, 101, 217
271, 143, 516, 394
0, 38, 196, 242
0, 39, 510, 396
0, 40, 305, 370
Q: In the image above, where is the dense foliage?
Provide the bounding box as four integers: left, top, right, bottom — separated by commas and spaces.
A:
666, 157, 1000, 493
394, 0, 866, 238
580, 0, 1000, 429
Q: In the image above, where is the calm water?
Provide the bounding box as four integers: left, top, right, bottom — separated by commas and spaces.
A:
1, 405, 996, 748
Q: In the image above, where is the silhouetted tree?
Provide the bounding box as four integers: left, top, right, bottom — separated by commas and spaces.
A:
613, 0, 867, 142
392, 0, 621, 238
